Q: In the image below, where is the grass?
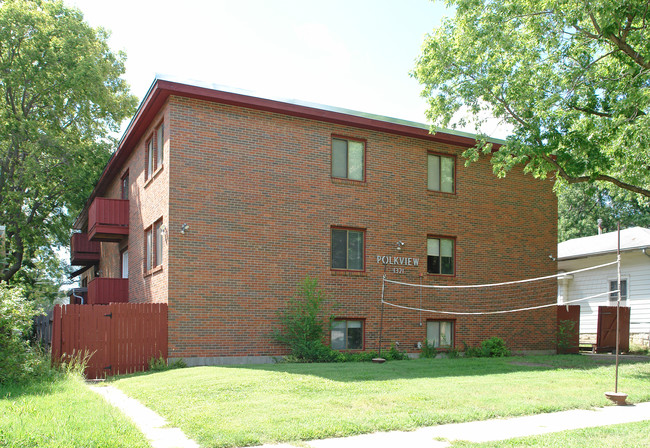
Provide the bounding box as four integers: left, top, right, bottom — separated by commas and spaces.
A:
0, 374, 150, 448
451, 421, 650, 447
111, 355, 650, 448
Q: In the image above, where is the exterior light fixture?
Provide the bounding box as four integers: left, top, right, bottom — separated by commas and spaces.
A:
180, 223, 189, 234
396, 241, 405, 251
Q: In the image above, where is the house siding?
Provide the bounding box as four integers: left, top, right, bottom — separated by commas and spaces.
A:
559, 251, 650, 337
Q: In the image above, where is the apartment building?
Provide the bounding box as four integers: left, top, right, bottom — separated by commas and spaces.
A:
70, 77, 558, 365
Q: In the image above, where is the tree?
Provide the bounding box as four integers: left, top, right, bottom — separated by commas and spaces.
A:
558, 182, 650, 241
0, 0, 137, 284
413, 0, 650, 199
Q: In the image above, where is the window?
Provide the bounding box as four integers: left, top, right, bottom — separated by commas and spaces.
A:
609, 279, 628, 301
428, 153, 454, 193
145, 122, 164, 180
332, 137, 364, 181
155, 221, 163, 267
427, 237, 454, 275
331, 228, 364, 270
146, 138, 154, 180
331, 320, 363, 350
156, 123, 164, 168
145, 219, 163, 273
121, 171, 129, 200
427, 320, 454, 348
121, 249, 129, 279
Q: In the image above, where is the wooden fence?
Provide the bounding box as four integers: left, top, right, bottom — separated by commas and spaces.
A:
51, 303, 167, 379
557, 305, 580, 354
34, 308, 54, 348
596, 306, 630, 353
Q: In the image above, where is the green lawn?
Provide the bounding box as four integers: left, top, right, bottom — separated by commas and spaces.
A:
111, 355, 650, 448
0, 374, 150, 448
452, 421, 650, 448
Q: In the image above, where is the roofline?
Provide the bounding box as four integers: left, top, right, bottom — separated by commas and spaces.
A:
74, 76, 506, 229
558, 246, 650, 261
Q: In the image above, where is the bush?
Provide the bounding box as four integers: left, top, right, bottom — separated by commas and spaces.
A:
419, 340, 460, 359
0, 284, 47, 384
148, 355, 187, 372
275, 277, 337, 362
385, 343, 410, 360
464, 337, 511, 358
557, 319, 578, 353
419, 340, 437, 358
276, 278, 411, 363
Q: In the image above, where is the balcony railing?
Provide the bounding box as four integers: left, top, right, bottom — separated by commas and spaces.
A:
87, 278, 129, 305
88, 198, 129, 242
70, 233, 100, 266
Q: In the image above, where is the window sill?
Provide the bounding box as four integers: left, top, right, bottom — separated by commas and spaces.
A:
427, 189, 457, 198
331, 177, 367, 187
144, 165, 164, 188
331, 270, 367, 277
426, 272, 456, 278
144, 265, 163, 278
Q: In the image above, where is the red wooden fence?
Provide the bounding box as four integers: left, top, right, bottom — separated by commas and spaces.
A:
51, 303, 167, 379
87, 278, 129, 304
596, 306, 630, 353
557, 305, 580, 354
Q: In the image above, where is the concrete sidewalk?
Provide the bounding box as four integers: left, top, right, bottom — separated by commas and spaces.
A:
257, 402, 650, 448
90, 383, 650, 448
90, 385, 199, 448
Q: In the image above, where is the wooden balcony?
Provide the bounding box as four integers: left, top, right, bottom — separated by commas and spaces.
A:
87, 278, 129, 305
70, 233, 100, 266
88, 198, 129, 242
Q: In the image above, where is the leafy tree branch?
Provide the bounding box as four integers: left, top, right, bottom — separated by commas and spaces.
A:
413, 0, 650, 199
0, 0, 138, 285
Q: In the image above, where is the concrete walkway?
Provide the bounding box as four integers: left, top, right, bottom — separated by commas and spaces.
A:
89, 385, 199, 448
90, 383, 650, 448
287, 401, 650, 448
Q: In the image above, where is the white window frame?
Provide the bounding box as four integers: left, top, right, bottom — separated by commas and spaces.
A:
609, 277, 629, 303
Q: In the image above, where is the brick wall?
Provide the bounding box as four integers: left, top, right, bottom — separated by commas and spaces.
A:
85, 104, 170, 305
164, 95, 558, 360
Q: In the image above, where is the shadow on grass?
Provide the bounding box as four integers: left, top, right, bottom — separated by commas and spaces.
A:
104, 354, 650, 384
206, 354, 650, 383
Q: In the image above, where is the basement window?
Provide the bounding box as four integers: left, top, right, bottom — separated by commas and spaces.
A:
331, 320, 364, 350
426, 320, 454, 348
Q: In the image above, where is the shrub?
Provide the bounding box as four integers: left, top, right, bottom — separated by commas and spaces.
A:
276, 278, 411, 363
557, 319, 578, 353
0, 284, 47, 384
385, 343, 409, 361
419, 340, 437, 358
464, 337, 511, 358
274, 277, 338, 362
148, 355, 187, 372
420, 340, 460, 359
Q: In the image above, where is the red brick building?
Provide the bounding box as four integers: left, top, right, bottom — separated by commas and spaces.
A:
71, 77, 558, 365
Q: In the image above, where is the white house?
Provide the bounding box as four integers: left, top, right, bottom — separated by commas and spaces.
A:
557, 227, 650, 347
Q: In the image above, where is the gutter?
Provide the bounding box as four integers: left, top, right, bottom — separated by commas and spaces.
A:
558, 246, 650, 262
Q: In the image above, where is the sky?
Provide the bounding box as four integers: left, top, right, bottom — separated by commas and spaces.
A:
63, 0, 506, 137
